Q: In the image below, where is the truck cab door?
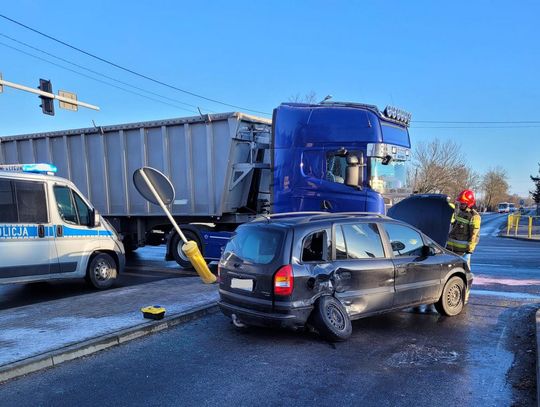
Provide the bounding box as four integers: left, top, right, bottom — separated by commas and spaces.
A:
319, 149, 367, 212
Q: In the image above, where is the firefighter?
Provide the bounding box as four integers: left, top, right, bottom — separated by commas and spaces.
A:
446, 189, 481, 267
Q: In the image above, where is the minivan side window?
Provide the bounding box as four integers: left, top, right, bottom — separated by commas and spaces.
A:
302, 230, 330, 262
385, 223, 424, 257
342, 223, 385, 259
0, 179, 47, 223
54, 186, 82, 225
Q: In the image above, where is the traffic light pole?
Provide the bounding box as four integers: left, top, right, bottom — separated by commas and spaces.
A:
0, 77, 100, 111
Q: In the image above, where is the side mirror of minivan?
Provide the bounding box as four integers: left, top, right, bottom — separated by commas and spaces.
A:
89, 209, 101, 228
391, 241, 406, 252
421, 245, 432, 257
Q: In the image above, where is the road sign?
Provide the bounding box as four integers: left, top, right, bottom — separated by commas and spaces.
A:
133, 167, 175, 206
133, 167, 216, 284
58, 90, 78, 111
0, 76, 100, 111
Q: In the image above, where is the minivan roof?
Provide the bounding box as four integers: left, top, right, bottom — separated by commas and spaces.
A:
250, 212, 394, 228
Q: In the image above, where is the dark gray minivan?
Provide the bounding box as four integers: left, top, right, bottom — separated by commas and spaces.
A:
218, 212, 472, 341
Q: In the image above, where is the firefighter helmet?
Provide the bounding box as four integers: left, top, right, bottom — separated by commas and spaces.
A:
457, 189, 475, 208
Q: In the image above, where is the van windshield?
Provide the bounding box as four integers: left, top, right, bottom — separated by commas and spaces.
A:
223, 226, 284, 265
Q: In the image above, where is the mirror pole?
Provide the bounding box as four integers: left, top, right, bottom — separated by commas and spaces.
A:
137, 169, 188, 244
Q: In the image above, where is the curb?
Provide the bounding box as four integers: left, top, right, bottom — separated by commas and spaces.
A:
498, 234, 540, 242
537, 309, 540, 407
0, 303, 218, 383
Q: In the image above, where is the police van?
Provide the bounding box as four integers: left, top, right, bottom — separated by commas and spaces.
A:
0, 163, 125, 289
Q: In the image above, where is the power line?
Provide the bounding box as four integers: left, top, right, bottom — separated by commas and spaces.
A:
413, 120, 540, 124
0, 41, 199, 114
0, 32, 214, 113
411, 125, 540, 129
0, 13, 272, 116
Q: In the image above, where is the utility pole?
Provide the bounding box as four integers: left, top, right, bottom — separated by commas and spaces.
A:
0, 74, 100, 115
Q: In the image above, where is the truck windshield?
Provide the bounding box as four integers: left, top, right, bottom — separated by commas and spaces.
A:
369, 158, 411, 194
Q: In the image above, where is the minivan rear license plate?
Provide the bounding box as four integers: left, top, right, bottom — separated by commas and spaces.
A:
231, 278, 253, 291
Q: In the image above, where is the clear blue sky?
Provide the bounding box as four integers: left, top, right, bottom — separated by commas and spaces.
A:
1, 1, 539, 196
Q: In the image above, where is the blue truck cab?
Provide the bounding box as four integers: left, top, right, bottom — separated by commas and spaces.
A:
271, 102, 412, 214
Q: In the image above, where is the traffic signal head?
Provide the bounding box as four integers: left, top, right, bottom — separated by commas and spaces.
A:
38, 79, 55, 116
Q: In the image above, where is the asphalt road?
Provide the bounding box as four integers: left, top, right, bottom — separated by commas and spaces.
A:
1, 213, 539, 406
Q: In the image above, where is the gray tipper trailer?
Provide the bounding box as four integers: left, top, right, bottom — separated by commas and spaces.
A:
0, 112, 272, 268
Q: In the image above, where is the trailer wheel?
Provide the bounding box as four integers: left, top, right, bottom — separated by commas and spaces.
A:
171, 230, 202, 269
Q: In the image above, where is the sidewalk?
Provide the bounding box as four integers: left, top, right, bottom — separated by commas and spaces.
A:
0, 277, 218, 382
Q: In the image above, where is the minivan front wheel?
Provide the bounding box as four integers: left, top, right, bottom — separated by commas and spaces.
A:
435, 276, 465, 316
311, 296, 352, 342
86, 253, 118, 290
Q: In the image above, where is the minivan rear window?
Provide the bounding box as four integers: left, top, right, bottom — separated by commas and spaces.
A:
224, 226, 284, 265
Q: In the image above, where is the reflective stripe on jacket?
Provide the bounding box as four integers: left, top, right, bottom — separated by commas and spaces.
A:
446, 207, 481, 255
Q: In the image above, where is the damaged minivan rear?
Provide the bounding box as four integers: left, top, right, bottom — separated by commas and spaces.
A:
218, 222, 315, 329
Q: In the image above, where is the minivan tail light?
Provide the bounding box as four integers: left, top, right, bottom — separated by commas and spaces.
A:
274, 265, 293, 296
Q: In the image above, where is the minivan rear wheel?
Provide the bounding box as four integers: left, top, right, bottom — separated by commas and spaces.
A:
435, 276, 465, 316
311, 296, 352, 342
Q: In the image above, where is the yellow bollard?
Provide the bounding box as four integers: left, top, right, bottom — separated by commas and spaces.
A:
507, 214, 513, 236
182, 241, 217, 284
514, 214, 521, 236
529, 216, 533, 239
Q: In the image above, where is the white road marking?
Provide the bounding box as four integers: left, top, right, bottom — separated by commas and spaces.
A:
471, 289, 540, 300
473, 276, 540, 286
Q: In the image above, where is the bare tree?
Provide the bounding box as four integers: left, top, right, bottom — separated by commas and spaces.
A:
481, 167, 509, 211
531, 163, 540, 214
411, 139, 479, 198
288, 91, 318, 104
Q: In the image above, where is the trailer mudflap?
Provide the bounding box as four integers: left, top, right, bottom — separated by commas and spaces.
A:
387, 194, 454, 247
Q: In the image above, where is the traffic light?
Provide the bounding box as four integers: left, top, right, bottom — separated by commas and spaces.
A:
38, 79, 54, 116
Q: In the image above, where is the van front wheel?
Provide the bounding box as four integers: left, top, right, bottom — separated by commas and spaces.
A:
86, 253, 118, 290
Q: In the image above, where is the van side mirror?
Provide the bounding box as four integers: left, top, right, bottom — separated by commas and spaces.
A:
89, 209, 101, 228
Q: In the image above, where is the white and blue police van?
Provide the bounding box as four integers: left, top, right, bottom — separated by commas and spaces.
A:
0, 163, 125, 289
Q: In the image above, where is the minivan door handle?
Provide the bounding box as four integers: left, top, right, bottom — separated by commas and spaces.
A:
56, 225, 63, 237
38, 225, 45, 238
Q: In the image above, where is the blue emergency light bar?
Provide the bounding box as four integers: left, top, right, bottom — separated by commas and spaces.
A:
0, 163, 58, 175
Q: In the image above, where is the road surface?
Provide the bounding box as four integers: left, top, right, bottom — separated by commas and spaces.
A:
1, 213, 538, 406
